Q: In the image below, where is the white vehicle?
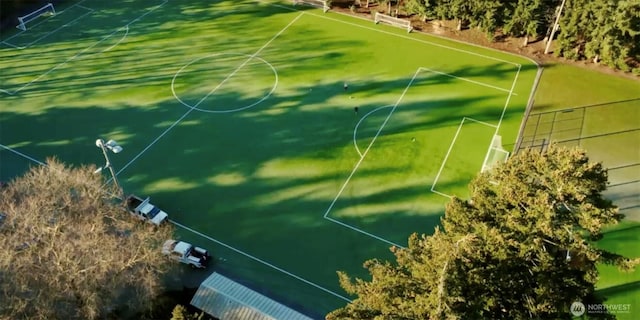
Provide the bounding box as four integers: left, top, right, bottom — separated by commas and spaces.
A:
162, 239, 209, 269
125, 194, 169, 225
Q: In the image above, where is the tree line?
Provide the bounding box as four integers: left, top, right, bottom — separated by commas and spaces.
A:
388, 0, 640, 74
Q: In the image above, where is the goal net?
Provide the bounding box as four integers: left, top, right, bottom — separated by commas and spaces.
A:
374, 12, 412, 33
16, 3, 56, 31
481, 135, 510, 173
292, 0, 330, 12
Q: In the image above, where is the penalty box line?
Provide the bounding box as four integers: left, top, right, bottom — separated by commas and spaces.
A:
418, 67, 517, 95
115, 12, 304, 178
322, 68, 426, 249
430, 117, 498, 199
0, 0, 168, 96
431, 63, 521, 199
171, 220, 352, 302
325, 63, 520, 244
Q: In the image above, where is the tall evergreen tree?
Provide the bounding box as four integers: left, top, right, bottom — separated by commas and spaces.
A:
447, 0, 474, 30
584, 0, 640, 70
503, 0, 548, 46
403, 0, 438, 22
327, 145, 638, 319
555, 0, 592, 59
466, 0, 502, 37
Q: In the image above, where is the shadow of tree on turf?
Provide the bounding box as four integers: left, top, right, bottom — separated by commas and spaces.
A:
0, 0, 543, 317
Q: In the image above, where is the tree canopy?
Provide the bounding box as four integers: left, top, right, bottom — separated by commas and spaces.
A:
327, 145, 638, 319
0, 159, 174, 320
398, 0, 640, 73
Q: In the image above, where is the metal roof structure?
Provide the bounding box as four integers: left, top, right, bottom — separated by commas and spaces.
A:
191, 272, 314, 320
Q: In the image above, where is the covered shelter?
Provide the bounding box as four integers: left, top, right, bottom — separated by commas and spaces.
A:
191, 272, 315, 320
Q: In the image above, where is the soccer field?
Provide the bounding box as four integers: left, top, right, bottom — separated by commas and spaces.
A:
0, 0, 538, 316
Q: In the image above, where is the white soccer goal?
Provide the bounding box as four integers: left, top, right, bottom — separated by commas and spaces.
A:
16, 3, 56, 31
481, 135, 510, 173
374, 12, 412, 33
293, 0, 330, 13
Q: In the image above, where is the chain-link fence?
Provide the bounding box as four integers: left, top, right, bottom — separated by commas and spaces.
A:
514, 98, 640, 219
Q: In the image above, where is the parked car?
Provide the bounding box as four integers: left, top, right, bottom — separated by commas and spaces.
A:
125, 194, 169, 225
162, 239, 209, 268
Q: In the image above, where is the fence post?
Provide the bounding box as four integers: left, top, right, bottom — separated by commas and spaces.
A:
514, 66, 544, 154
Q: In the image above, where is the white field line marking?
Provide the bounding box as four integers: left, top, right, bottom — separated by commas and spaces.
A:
480, 140, 496, 174
353, 105, 393, 158
171, 220, 351, 302
431, 117, 466, 197
322, 68, 422, 247
494, 64, 521, 134
0, 144, 46, 166
266, 1, 520, 67
430, 63, 520, 197
481, 129, 502, 175
464, 117, 498, 128
100, 25, 129, 53
1, 41, 23, 49
431, 189, 453, 199
123, 0, 168, 27
0, 89, 13, 95
75, 4, 93, 11
478, 65, 521, 172
171, 53, 279, 114
419, 67, 517, 95
326, 216, 405, 248
4, 8, 93, 50
116, 13, 303, 177
0, 144, 115, 193
23, 9, 95, 49
2, 0, 91, 45
0, 1, 167, 95
270, 2, 526, 231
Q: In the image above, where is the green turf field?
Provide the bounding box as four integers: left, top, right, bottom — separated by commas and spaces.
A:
0, 0, 539, 317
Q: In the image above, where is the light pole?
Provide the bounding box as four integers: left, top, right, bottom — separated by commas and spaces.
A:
95, 138, 123, 197
544, 0, 566, 55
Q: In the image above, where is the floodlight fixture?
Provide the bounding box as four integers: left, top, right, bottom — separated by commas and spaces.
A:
95, 138, 123, 197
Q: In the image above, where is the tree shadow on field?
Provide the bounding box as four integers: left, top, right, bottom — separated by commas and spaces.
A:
0, 70, 529, 317
596, 281, 640, 297
0, 1, 537, 317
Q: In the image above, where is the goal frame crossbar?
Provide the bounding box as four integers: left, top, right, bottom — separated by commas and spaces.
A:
292, 0, 330, 13
17, 3, 56, 30
374, 12, 412, 33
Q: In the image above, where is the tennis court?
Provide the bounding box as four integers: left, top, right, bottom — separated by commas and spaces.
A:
518, 99, 640, 220
0, 0, 538, 316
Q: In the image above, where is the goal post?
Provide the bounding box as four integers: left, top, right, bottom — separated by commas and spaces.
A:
293, 0, 330, 13
481, 135, 510, 173
16, 3, 56, 31
374, 12, 412, 33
